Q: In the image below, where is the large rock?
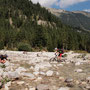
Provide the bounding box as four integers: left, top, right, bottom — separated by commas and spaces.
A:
21, 73, 35, 80
16, 67, 26, 74
29, 86, 36, 90
58, 87, 70, 90
34, 62, 52, 71
39, 72, 46, 75
75, 69, 83, 73
46, 70, 53, 76
7, 71, 20, 79
75, 62, 81, 66
4, 61, 10, 67
36, 84, 49, 90
65, 78, 73, 83
33, 71, 39, 76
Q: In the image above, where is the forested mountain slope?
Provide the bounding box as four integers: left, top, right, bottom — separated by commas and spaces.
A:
0, 0, 90, 52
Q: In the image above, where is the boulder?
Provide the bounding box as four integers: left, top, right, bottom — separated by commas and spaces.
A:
58, 87, 70, 90
75, 62, 81, 66
36, 84, 49, 90
7, 71, 20, 79
75, 69, 83, 73
16, 67, 26, 74
33, 72, 39, 76
46, 70, 53, 76
65, 78, 73, 83
39, 72, 46, 75
21, 73, 35, 79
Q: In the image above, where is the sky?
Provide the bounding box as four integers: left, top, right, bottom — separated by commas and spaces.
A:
31, 0, 90, 12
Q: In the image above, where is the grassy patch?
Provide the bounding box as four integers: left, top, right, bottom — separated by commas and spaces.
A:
0, 64, 6, 68
74, 50, 88, 53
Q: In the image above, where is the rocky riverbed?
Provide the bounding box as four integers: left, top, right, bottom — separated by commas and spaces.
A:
0, 50, 90, 90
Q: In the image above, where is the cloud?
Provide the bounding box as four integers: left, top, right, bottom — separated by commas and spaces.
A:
83, 9, 90, 12
31, 0, 89, 8
59, 0, 88, 8
31, 0, 58, 7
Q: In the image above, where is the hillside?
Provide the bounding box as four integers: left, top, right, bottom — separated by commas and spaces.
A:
47, 8, 90, 31
0, 0, 90, 52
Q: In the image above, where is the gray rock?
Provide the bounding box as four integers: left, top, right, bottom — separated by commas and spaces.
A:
4, 61, 10, 67
21, 73, 35, 79
65, 78, 73, 83
39, 72, 46, 75
46, 70, 53, 76
86, 85, 90, 89
36, 84, 49, 90
75, 69, 83, 73
75, 62, 81, 66
8, 71, 20, 79
33, 71, 39, 76
58, 87, 70, 90
16, 67, 26, 74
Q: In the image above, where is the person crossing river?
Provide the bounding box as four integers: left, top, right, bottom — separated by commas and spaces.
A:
55, 48, 64, 61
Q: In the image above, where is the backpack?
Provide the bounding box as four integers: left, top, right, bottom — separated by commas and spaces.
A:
58, 49, 63, 54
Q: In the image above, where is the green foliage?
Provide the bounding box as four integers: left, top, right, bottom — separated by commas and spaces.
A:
0, 41, 4, 50
1, 77, 10, 85
18, 43, 32, 51
0, 64, 6, 68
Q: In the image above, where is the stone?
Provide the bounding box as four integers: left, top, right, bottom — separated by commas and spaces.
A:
34, 62, 52, 71
16, 67, 26, 74
75, 62, 81, 66
81, 82, 87, 85
86, 85, 90, 89
33, 72, 39, 76
57, 64, 63, 67
65, 78, 73, 83
46, 70, 53, 76
4, 61, 10, 67
75, 80, 80, 85
36, 84, 49, 90
56, 72, 59, 75
75, 69, 83, 73
8, 71, 20, 79
29, 86, 36, 90
21, 73, 35, 79
37, 77, 42, 81
17, 81, 25, 85
58, 87, 70, 90
6, 81, 11, 87
39, 72, 46, 75
4, 84, 9, 90
59, 77, 65, 82
30, 66, 34, 70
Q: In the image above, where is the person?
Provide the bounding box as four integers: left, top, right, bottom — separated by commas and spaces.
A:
55, 48, 64, 61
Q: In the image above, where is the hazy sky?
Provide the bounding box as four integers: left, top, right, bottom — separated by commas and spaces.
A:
31, 0, 90, 11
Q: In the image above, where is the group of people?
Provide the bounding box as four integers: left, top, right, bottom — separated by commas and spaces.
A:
0, 48, 63, 63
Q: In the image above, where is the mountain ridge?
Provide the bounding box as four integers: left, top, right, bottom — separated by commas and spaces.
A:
47, 8, 90, 31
